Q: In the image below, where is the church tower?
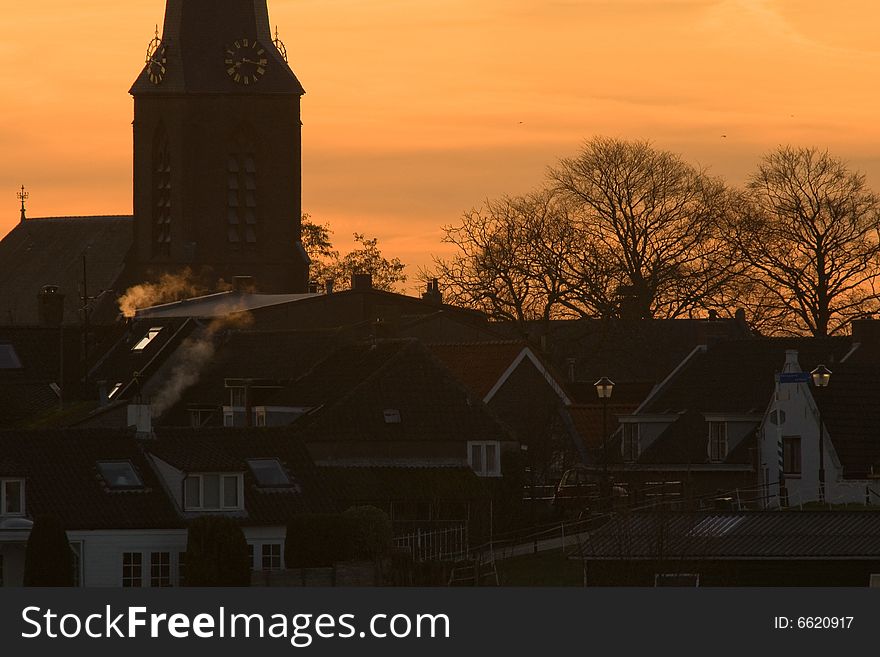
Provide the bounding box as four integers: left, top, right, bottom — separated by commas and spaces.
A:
128, 0, 309, 293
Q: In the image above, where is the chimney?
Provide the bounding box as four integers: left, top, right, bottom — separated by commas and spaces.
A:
37, 285, 65, 326
783, 349, 800, 373
325, 279, 334, 295
851, 318, 880, 346
232, 276, 256, 293
421, 278, 443, 304
351, 273, 373, 291
127, 403, 153, 437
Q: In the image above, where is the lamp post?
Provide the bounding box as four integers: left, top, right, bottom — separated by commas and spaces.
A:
594, 377, 615, 508
810, 364, 831, 502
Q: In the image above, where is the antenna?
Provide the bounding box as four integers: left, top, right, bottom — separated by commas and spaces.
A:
17, 184, 28, 223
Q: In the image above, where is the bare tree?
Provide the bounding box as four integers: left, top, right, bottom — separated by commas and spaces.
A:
549, 137, 740, 319
730, 147, 880, 336
428, 190, 587, 326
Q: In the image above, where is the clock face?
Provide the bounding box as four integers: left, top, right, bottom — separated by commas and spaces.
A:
225, 38, 268, 85
147, 44, 168, 85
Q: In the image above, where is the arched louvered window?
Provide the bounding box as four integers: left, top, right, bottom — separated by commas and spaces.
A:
227, 134, 258, 247
153, 127, 172, 255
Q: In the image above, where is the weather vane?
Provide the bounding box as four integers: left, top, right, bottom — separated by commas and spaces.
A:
273, 25, 288, 63
17, 184, 28, 223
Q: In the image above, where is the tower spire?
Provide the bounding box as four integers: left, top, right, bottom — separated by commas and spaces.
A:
17, 185, 28, 223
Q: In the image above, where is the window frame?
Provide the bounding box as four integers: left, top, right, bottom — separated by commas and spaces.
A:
707, 421, 728, 463
467, 441, 502, 477
96, 460, 144, 490
183, 473, 244, 511
0, 478, 25, 517
622, 424, 640, 463
783, 435, 802, 477
131, 327, 163, 352
150, 551, 172, 588
122, 552, 143, 588
261, 543, 282, 571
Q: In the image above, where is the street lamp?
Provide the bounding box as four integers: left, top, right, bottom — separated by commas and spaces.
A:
810, 364, 832, 502
594, 377, 615, 508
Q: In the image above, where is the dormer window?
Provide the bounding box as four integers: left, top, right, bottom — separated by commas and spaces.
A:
184, 473, 243, 511
468, 441, 501, 477
97, 461, 144, 490
1, 479, 25, 516
132, 327, 163, 352
622, 424, 640, 462
708, 422, 728, 463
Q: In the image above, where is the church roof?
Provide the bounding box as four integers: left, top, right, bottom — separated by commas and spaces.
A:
0, 216, 133, 326
130, 0, 305, 96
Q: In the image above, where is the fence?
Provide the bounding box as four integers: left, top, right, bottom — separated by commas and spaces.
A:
393, 525, 469, 562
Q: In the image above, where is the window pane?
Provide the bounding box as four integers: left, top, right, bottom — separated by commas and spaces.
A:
470, 444, 483, 473
4, 481, 22, 514
223, 476, 239, 508
485, 444, 497, 475
262, 544, 281, 571
203, 475, 220, 508
122, 552, 142, 587
184, 477, 200, 508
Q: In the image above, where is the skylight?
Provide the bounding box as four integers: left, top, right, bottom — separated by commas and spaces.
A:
384, 409, 402, 424
97, 461, 143, 489
131, 327, 163, 352
247, 459, 291, 487
0, 344, 22, 369
107, 382, 124, 400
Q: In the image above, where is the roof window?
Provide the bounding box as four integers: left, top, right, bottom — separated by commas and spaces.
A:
97, 461, 144, 489
0, 344, 22, 369
247, 459, 292, 487
132, 327, 163, 352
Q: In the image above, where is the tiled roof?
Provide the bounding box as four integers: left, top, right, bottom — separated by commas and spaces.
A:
815, 364, 880, 478
643, 337, 851, 415
319, 466, 488, 505
427, 341, 530, 399
579, 511, 880, 559
291, 340, 513, 445
149, 427, 336, 523
0, 429, 181, 530
637, 410, 757, 466
0, 216, 133, 326
567, 403, 640, 452
499, 317, 751, 387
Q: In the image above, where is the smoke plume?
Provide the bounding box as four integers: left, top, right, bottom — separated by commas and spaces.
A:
149, 312, 254, 418
117, 269, 231, 319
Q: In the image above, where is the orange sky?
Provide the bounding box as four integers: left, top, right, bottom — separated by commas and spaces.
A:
3, 0, 880, 293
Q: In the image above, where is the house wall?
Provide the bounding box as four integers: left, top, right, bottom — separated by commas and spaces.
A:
69, 529, 187, 587
760, 380, 867, 506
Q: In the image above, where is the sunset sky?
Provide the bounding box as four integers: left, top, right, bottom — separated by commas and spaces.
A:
3, 0, 880, 291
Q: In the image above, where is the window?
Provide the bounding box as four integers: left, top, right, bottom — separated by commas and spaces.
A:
70, 542, 83, 587
153, 127, 172, 255
223, 411, 235, 428
97, 461, 143, 489
122, 552, 143, 587
107, 382, 124, 400
151, 552, 171, 587
261, 544, 282, 571
178, 552, 186, 586
255, 407, 267, 427
708, 422, 728, 462
183, 474, 243, 510
227, 137, 258, 247
0, 344, 22, 369
468, 442, 501, 477
0, 554, 4, 586
247, 459, 291, 487
248, 544, 255, 570
655, 573, 700, 587
622, 424, 640, 462
783, 436, 802, 476
383, 409, 401, 424
1, 479, 24, 516
132, 327, 163, 351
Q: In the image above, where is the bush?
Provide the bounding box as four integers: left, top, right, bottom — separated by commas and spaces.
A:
285, 508, 393, 568
23, 515, 75, 586
285, 514, 354, 567
184, 516, 250, 586
343, 506, 392, 561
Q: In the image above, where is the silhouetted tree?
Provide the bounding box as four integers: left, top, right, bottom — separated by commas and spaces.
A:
183, 516, 250, 586
549, 137, 740, 319
730, 146, 880, 336
301, 216, 407, 292
23, 515, 75, 586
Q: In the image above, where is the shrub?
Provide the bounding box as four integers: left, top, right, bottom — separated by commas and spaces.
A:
343, 506, 392, 561
184, 516, 250, 586
285, 514, 354, 567
23, 515, 75, 586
